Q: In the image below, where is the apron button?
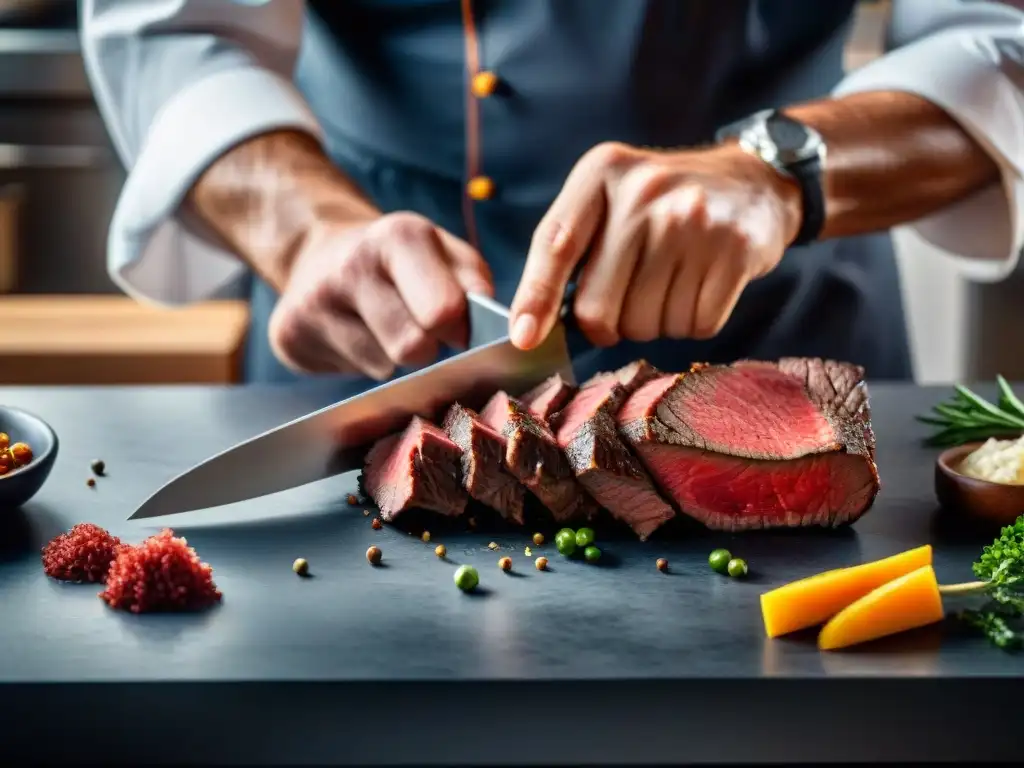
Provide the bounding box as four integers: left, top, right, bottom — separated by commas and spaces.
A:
471, 71, 500, 98
467, 176, 495, 201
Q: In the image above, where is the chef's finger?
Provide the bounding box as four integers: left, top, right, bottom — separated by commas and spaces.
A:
691, 255, 749, 340
268, 303, 363, 376
347, 270, 440, 370
318, 310, 398, 381
661, 257, 704, 340
509, 147, 615, 349
572, 214, 645, 347
376, 214, 471, 350
437, 228, 495, 298
618, 217, 679, 342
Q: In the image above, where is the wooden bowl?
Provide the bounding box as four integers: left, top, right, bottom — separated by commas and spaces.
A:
0, 406, 58, 510
935, 441, 1024, 527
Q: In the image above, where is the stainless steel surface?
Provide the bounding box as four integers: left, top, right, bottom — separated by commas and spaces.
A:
0, 142, 111, 169
129, 295, 575, 520
0, 28, 125, 295
0, 30, 86, 98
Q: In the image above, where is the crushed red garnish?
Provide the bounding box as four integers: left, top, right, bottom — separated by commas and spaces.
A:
99, 528, 222, 613
41, 523, 123, 583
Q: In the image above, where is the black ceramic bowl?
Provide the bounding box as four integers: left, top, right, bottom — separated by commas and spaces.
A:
0, 406, 58, 509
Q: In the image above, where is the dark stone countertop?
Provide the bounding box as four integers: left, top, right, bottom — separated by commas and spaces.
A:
0, 382, 1021, 765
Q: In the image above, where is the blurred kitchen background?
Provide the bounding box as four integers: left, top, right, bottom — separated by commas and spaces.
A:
0, 0, 1017, 386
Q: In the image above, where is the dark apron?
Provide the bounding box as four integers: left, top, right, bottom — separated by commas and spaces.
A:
244, 0, 912, 392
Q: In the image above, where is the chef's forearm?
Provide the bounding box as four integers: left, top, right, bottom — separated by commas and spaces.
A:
187, 130, 380, 292
779, 90, 1001, 243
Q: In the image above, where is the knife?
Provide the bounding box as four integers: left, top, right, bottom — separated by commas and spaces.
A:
128, 293, 575, 520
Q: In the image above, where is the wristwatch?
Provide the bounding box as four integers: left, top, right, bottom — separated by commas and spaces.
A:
714, 109, 827, 247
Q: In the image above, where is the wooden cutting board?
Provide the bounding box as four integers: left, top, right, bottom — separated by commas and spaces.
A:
0, 295, 250, 385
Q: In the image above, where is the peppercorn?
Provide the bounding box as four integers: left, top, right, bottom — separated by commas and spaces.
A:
656, 558, 669, 573
87, 478, 96, 488
292, 558, 309, 576
90, 459, 105, 476
9, 442, 32, 467
0, 432, 9, 451
421, 531, 431, 543
498, 556, 512, 572
366, 545, 382, 566
535, 556, 549, 571
532, 532, 544, 546
435, 544, 447, 558
371, 518, 382, 530
346, 494, 358, 506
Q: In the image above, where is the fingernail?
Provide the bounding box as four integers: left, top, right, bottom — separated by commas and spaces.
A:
511, 314, 538, 348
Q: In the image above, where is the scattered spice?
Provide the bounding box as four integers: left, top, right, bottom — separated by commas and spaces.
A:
499, 556, 512, 572
87, 477, 96, 488
371, 518, 382, 530
42, 523, 123, 583
535, 556, 549, 571
363, 509, 371, 516
656, 558, 669, 573
366, 545, 382, 566
524, 546, 533, 557
532, 532, 544, 546
487, 541, 499, 551
435, 544, 447, 558
421, 531, 431, 543
100, 529, 221, 613
90, 459, 106, 476
346, 494, 359, 505
292, 558, 309, 576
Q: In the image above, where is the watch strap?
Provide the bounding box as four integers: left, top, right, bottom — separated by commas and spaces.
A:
788, 153, 825, 247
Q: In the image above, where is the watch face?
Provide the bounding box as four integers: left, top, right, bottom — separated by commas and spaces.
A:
765, 114, 814, 156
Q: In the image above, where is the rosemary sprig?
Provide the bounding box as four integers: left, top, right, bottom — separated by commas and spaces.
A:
916, 376, 1024, 447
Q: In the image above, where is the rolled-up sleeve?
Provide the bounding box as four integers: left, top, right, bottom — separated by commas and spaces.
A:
834, 0, 1024, 281
81, 0, 322, 305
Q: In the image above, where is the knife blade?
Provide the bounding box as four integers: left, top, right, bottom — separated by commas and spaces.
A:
129, 293, 574, 520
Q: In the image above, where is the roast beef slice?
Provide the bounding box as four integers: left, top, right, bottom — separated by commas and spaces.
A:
555, 361, 675, 540
362, 416, 468, 522
480, 391, 597, 522
617, 360, 879, 531
443, 402, 525, 524
519, 374, 577, 423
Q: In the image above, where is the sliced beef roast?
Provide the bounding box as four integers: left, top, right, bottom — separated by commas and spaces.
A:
443, 402, 525, 524
520, 373, 577, 423
617, 358, 879, 531
480, 391, 597, 522
555, 360, 675, 539
362, 416, 468, 522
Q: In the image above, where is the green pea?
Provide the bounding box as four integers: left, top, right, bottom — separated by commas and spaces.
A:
584, 545, 601, 563
454, 564, 479, 592
555, 531, 577, 557
727, 558, 748, 579
575, 527, 596, 547
709, 548, 732, 574
556, 527, 576, 541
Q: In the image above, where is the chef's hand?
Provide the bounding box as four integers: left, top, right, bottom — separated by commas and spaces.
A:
268, 212, 493, 380
508, 142, 802, 349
